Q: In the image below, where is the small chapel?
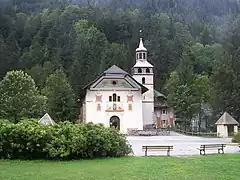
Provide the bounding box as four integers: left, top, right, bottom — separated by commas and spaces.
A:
80, 38, 175, 133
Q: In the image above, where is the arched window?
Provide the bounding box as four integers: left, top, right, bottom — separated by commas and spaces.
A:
138, 68, 142, 73
142, 77, 146, 84
143, 53, 146, 59
139, 53, 142, 59
146, 68, 150, 73
136, 53, 138, 60
113, 93, 117, 102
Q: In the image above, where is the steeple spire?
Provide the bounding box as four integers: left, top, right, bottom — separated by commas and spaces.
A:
136, 38, 147, 52
136, 30, 147, 52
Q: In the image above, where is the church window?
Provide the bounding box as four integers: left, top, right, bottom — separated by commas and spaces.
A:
128, 104, 132, 111
136, 54, 138, 60
142, 77, 146, 84
118, 96, 121, 102
112, 80, 117, 85
96, 95, 102, 102
146, 68, 150, 73
139, 53, 142, 59
109, 96, 112, 102
162, 109, 167, 114
113, 93, 117, 102
113, 103, 117, 110
97, 104, 101, 111
127, 95, 133, 102
138, 68, 142, 73
143, 53, 146, 59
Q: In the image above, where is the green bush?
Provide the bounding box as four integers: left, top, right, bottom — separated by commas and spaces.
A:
0, 120, 132, 160
232, 132, 240, 143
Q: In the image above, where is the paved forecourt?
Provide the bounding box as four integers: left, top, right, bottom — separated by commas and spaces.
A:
127, 133, 240, 156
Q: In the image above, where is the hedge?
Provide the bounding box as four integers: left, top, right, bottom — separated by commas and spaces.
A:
0, 119, 132, 160
232, 132, 240, 143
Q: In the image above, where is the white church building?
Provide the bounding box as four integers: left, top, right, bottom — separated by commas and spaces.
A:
80, 38, 174, 133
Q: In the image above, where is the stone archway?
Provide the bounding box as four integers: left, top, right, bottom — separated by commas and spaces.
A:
110, 116, 120, 130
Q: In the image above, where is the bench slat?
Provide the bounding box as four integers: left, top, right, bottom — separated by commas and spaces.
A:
200, 144, 225, 148
200, 147, 221, 150
200, 145, 226, 147
142, 148, 173, 150
142, 146, 173, 148
142, 146, 173, 150
200, 145, 223, 146
142, 146, 173, 149
142, 149, 172, 151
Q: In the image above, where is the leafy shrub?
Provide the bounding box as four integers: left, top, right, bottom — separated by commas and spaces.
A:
232, 132, 240, 143
0, 120, 132, 160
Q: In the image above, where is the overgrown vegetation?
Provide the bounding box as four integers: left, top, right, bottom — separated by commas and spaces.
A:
232, 132, 240, 143
0, 119, 132, 160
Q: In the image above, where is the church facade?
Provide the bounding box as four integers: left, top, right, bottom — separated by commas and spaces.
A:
80, 38, 175, 133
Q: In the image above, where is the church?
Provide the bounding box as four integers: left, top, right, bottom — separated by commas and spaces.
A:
80, 38, 175, 133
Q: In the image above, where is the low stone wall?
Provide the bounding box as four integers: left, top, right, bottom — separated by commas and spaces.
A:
143, 124, 156, 130
128, 129, 170, 136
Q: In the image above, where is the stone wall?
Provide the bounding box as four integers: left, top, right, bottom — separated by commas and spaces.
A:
128, 129, 170, 136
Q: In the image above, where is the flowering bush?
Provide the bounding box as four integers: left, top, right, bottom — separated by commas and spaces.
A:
0, 120, 132, 160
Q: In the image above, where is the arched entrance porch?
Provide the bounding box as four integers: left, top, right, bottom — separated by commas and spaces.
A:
110, 116, 120, 130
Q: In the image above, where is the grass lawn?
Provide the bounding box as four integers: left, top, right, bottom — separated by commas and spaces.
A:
0, 154, 240, 180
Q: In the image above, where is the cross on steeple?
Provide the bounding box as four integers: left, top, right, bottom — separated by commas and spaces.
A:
139, 29, 143, 38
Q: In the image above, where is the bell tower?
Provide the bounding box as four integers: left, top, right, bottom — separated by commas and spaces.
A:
132, 34, 154, 127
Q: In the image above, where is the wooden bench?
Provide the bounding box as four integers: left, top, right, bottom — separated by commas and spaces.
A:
142, 145, 173, 156
197, 144, 226, 155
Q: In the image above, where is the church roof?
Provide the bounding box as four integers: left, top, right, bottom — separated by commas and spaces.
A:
133, 60, 153, 68
154, 90, 166, 98
136, 38, 147, 52
83, 65, 148, 94
104, 65, 128, 75
215, 112, 239, 125
154, 90, 168, 108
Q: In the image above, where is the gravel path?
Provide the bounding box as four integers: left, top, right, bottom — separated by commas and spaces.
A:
127, 134, 240, 156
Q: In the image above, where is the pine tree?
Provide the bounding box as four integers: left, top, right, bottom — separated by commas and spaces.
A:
43, 69, 76, 122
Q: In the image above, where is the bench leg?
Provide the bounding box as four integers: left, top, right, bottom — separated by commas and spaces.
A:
218, 148, 224, 154
200, 150, 205, 155
221, 145, 224, 154
167, 150, 170, 156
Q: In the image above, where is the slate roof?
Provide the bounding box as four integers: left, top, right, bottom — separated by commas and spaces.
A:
104, 65, 128, 75
154, 90, 166, 98
154, 90, 168, 108
215, 112, 239, 125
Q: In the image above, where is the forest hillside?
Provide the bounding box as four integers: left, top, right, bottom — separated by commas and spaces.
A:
0, 0, 240, 127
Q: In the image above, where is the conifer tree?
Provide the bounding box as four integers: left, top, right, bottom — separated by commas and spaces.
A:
43, 69, 76, 122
